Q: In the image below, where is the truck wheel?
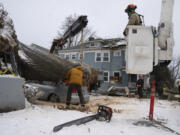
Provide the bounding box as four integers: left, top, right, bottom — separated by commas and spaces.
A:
49, 94, 60, 102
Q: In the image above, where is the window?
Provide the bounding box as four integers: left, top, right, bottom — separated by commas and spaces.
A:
90, 42, 95, 47
103, 52, 109, 62
96, 52, 101, 62
59, 53, 64, 58
71, 54, 76, 60
65, 54, 70, 60
130, 74, 137, 82
114, 72, 120, 80
113, 71, 122, 84
95, 51, 110, 62
103, 71, 109, 82
114, 50, 121, 56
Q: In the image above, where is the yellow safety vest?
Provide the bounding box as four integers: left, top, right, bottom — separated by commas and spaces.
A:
0, 68, 16, 76
178, 79, 180, 86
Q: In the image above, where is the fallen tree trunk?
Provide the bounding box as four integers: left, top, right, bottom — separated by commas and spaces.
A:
17, 43, 100, 86
17, 42, 76, 83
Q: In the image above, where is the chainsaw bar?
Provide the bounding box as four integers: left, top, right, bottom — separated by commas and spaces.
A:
53, 105, 113, 132
53, 114, 98, 132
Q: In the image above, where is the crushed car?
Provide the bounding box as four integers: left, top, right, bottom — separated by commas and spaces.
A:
24, 82, 90, 104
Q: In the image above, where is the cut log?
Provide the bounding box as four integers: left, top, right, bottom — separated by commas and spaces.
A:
27, 98, 90, 112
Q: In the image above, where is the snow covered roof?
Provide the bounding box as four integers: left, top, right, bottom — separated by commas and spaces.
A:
102, 40, 127, 48
62, 37, 126, 50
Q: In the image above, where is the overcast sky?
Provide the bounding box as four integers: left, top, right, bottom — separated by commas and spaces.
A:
1, 0, 180, 57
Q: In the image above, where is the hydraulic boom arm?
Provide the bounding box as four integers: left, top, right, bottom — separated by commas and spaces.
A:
49, 15, 88, 54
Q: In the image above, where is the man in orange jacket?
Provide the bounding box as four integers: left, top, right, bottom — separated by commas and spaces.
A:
65, 64, 85, 107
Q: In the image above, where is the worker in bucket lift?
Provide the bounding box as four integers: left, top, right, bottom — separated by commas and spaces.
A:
65, 64, 85, 108
123, 4, 142, 36
136, 76, 144, 98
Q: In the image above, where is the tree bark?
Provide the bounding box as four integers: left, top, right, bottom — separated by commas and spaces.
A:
17, 43, 76, 83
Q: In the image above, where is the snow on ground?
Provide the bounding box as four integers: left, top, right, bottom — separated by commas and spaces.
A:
0, 96, 180, 135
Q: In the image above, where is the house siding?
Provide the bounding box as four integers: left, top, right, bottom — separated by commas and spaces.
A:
84, 50, 128, 88
59, 39, 131, 91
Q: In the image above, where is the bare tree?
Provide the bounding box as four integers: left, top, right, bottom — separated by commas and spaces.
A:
168, 55, 180, 88
57, 14, 96, 47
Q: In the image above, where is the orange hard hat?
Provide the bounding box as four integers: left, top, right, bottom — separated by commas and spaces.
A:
125, 4, 137, 13
53, 39, 58, 42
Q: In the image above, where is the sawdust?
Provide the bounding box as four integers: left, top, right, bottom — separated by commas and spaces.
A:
27, 96, 135, 114
86, 96, 135, 114
88, 96, 129, 105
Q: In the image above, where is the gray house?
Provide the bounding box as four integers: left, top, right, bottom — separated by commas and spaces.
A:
58, 38, 137, 91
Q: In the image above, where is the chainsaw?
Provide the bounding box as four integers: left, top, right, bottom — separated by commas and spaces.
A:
53, 105, 113, 132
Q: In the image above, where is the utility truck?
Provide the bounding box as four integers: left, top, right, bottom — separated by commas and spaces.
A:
126, 0, 174, 75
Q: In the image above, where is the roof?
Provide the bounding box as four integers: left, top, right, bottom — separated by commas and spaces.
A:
102, 40, 127, 48
61, 37, 126, 51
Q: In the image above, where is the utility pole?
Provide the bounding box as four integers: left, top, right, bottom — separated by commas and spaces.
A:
80, 29, 84, 65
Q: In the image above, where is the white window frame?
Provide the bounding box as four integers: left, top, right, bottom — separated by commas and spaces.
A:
114, 50, 121, 56
102, 52, 110, 62
95, 52, 102, 62
95, 51, 110, 62
103, 71, 109, 82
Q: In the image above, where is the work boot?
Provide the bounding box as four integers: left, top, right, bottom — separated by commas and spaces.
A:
80, 104, 86, 111
65, 104, 70, 109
